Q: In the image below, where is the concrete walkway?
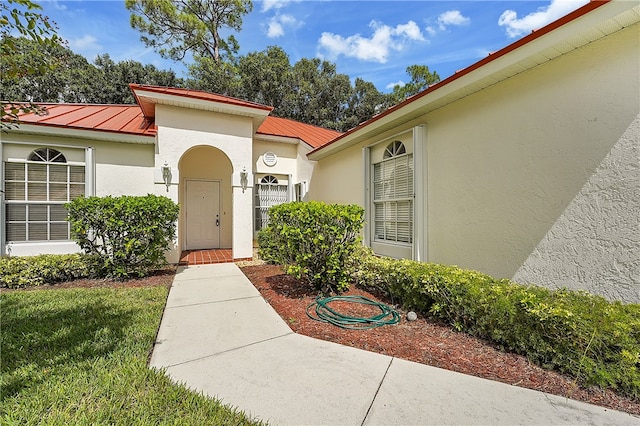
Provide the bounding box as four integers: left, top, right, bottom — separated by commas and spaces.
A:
149, 264, 637, 425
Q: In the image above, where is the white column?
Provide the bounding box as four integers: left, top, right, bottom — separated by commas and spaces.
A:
85, 147, 95, 196
232, 169, 254, 259
413, 125, 428, 262
362, 147, 371, 248
0, 141, 5, 256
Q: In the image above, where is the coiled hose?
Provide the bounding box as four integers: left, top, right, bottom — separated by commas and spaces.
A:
306, 295, 401, 330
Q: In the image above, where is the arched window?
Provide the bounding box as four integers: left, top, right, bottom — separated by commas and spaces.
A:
383, 141, 406, 158
373, 141, 413, 245
260, 175, 279, 185
254, 175, 288, 231
4, 147, 85, 242
28, 148, 66, 163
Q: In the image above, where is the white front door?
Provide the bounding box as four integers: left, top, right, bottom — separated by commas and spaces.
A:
186, 179, 220, 249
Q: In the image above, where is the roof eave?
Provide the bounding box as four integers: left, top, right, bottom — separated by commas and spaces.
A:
5, 123, 156, 144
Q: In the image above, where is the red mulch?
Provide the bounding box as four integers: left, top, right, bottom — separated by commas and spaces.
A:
241, 264, 640, 416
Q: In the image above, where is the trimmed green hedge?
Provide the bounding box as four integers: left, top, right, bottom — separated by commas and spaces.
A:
0, 254, 93, 288
354, 251, 640, 399
258, 201, 364, 293
67, 195, 179, 279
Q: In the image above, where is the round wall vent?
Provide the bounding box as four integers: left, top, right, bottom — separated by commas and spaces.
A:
263, 151, 277, 166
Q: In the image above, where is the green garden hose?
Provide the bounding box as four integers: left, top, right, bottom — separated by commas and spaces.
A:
306, 295, 401, 330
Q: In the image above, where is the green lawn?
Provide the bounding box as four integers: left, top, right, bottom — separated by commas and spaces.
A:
1, 286, 261, 425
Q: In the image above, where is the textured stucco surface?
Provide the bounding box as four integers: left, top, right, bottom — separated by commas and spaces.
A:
513, 116, 640, 303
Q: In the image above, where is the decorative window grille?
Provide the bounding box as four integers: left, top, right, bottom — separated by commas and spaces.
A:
373, 141, 413, 244
4, 148, 85, 242
254, 175, 288, 231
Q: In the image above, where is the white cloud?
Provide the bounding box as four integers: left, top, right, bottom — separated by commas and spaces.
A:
386, 80, 405, 90
67, 34, 102, 52
266, 14, 300, 38
318, 20, 425, 64
267, 20, 284, 38
498, 0, 589, 38
261, 0, 299, 13
426, 9, 470, 35
438, 10, 470, 27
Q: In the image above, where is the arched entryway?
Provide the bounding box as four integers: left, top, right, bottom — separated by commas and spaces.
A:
179, 146, 233, 251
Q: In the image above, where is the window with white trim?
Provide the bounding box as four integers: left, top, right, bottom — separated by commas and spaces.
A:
373, 141, 413, 244
4, 148, 85, 242
254, 175, 288, 231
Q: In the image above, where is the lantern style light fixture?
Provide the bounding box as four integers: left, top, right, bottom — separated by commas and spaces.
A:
240, 167, 248, 193
161, 162, 171, 192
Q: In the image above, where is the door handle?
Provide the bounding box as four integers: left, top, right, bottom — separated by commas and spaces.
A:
216, 215, 219, 227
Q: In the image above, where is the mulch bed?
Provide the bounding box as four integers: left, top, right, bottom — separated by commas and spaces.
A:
241, 264, 640, 416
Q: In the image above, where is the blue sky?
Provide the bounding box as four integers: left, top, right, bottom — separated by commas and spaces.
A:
37, 0, 589, 93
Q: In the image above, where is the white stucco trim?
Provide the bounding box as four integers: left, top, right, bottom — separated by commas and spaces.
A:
6, 241, 81, 257
85, 147, 95, 196
255, 134, 301, 145
7, 124, 155, 144
362, 147, 371, 248
413, 125, 427, 262
0, 141, 4, 256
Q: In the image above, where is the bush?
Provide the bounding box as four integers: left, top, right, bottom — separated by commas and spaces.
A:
258, 201, 364, 293
66, 195, 179, 279
354, 254, 640, 399
0, 254, 92, 288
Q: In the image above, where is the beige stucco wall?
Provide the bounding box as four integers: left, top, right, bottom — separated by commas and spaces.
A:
309, 23, 640, 302
307, 140, 367, 205
424, 23, 639, 285
155, 105, 255, 260
253, 140, 297, 178
252, 139, 317, 199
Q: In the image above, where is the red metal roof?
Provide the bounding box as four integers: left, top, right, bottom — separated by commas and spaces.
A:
6, 103, 341, 147
257, 116, 342, 148
9, 103, 156, 136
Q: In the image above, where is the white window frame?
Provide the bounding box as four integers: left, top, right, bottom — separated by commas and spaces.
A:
254, 174, 289, 232
363, 125, 427, 261
1, 143, 94, 256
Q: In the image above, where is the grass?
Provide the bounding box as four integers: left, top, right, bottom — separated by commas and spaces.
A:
0, 286, 261, 425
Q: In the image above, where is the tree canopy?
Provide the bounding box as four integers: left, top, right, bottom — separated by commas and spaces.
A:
1, 0, 63, 127
1, 38, 184, 105
390, 65, 440, 104
4, 1, 440, 133
126, 0, 252, 62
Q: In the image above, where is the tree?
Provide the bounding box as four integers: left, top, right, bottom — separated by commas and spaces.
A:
1, 0, 63, 127
92, 54, 184, 104
339, 78, 390, 131
2, 39, 185, 105
126, 0, 252, 63
390, 64, 440, 105
187, 56, 241, 96
280, 58, 352, 130
236, 46, 292, 109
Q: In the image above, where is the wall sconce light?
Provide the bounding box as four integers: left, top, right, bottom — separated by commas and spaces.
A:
240, 167, 248, 193
161, 162, 171, 192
